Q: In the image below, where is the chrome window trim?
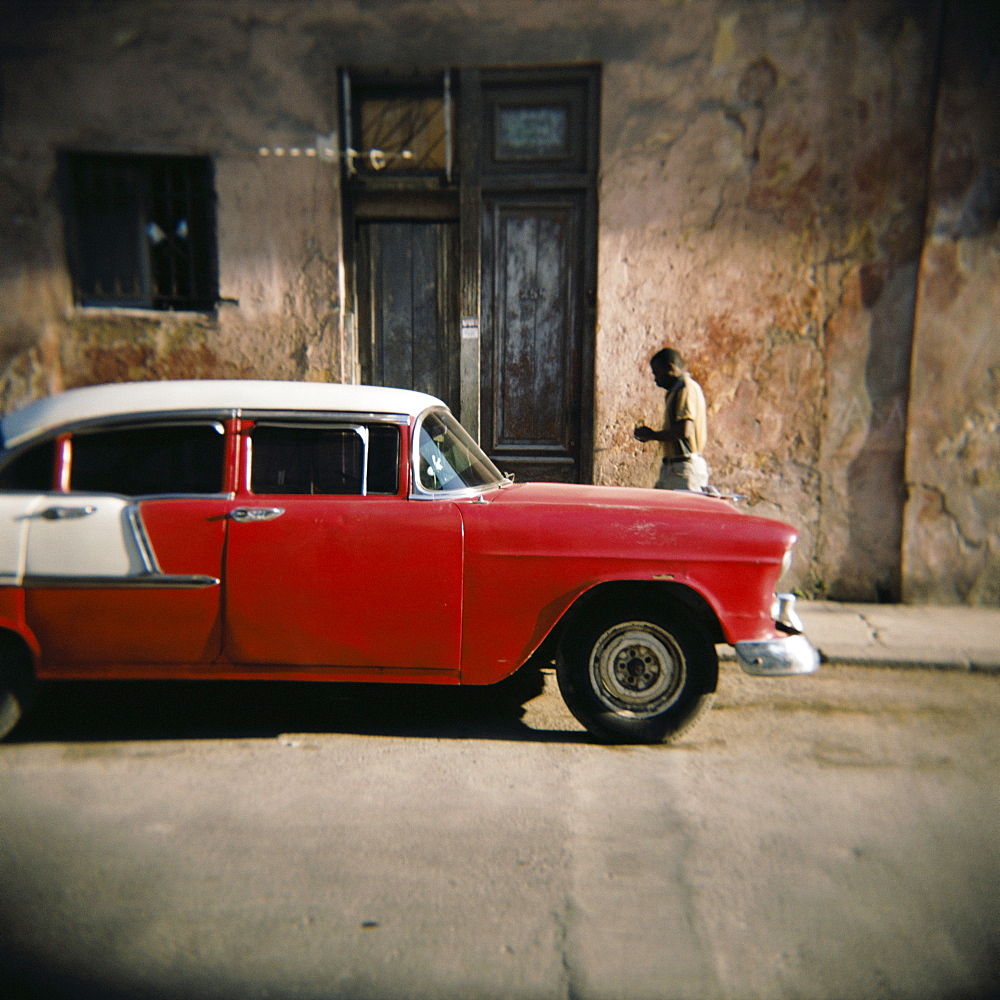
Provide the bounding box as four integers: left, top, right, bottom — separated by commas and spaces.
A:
240, 410, 409, 425
130, 492, 235, 501
9, 410, 389, 445
70, 419, 229, 497
6, 411, 240, 448
0, 417, 232, 495
73, 419, 227, 436
2, 411, 407, 478
408, 484, 497, 501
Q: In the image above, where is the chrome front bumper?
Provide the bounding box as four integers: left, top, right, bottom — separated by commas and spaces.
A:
734, 593, 820, 677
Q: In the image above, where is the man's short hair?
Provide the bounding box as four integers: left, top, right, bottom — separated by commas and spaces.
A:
651, 347, 684, 370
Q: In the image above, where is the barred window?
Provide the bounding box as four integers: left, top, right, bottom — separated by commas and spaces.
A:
61, 152, 218, 311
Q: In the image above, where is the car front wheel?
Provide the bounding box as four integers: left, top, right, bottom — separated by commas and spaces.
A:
557, 605, 716, 744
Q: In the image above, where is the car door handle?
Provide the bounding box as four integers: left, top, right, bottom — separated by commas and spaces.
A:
39, 505, 98, 520
229, 507, 285, 523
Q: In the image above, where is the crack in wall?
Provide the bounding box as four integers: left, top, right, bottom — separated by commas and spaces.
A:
913, 483, 985, 552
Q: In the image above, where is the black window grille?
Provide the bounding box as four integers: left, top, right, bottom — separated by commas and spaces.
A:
345, 72, 454, 178
61, 152, 218, 311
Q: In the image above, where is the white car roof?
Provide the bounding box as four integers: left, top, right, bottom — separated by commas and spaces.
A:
1, 380, 447, 449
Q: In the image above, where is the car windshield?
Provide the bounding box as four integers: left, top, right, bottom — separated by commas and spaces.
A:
416, 409, 506, 493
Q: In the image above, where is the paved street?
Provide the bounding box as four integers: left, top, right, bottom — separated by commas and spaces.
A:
1, 662, 998, 1000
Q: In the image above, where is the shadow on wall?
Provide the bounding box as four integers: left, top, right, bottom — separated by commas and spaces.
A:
832, 262, 920, 603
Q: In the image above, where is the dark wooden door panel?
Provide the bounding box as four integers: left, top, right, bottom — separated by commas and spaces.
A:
482, 196, 583, 483
358, 221, 459, 413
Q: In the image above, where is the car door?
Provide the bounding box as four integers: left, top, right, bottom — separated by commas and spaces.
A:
222, 420, 463, 676
19, 421, 230, 673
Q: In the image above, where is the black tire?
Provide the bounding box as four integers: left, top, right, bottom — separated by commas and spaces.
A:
0, 636, 36, 741
556, 601, 717, 744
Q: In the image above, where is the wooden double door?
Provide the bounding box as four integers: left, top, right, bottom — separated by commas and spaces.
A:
357, 195, 588, 484
351, 68, 598, 484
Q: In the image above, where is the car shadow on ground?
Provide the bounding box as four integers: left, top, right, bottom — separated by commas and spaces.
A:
8, 666, 592, 744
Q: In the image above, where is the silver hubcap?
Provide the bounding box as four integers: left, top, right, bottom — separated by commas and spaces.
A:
589, 621, 686, 718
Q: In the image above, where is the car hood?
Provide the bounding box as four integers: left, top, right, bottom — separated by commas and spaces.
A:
487, 481, 738, 514
470, 480, 799, 560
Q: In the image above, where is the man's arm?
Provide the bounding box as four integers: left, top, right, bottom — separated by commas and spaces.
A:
634, 419, 694, 444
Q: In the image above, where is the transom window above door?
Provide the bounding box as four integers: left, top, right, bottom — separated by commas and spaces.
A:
343, 72, 454, 178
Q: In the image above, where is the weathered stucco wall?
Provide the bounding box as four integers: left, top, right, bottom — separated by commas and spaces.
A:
594, 1, 942, 600
903, 3, 1000, 604
0, 1, 347, 413
1, 0, 996, 603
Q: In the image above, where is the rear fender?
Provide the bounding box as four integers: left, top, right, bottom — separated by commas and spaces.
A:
0, 588, 39, 664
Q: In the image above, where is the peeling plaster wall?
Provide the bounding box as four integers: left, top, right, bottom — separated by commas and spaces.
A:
1, 0, 995, 603
903, 4, 1000, 605
595, 1, 942, 601
0, 0, 346, 413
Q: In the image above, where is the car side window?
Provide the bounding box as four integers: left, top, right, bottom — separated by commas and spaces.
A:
71, 423, 226, 495
367, 424, 400, 495
250, 424, 400, 496
0, 438, 57, 491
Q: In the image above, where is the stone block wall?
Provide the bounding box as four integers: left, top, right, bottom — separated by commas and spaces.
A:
903, 2, 1000, 603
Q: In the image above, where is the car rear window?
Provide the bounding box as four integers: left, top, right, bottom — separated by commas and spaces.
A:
70, 423, 226, 495
0, 438, 57, 491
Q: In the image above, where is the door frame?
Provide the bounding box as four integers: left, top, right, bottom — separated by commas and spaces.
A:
341, 65, 600, 481
476, 66, 600, 483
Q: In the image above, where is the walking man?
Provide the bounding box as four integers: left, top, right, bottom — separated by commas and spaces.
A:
634, 347, 709, 491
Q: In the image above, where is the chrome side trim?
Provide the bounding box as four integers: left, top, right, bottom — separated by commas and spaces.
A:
734, 633, 820, 676
125, 502, 160, 574
23, 574, 220, 589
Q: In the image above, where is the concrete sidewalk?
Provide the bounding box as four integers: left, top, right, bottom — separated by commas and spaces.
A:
756, 600, 1000, 672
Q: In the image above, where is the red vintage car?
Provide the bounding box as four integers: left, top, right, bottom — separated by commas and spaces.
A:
0, 380, 817, 743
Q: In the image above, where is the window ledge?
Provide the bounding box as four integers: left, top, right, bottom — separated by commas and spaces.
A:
70, 305, 220, 320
